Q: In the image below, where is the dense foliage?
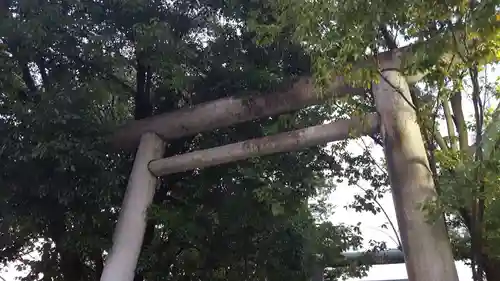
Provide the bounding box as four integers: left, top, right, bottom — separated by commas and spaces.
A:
1, 0, 499, 281
0, 1, 368, 281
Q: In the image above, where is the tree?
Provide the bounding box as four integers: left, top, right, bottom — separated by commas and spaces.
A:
0, 1, 368, 281
430, 69, 500, 281
246, 0, 499, 280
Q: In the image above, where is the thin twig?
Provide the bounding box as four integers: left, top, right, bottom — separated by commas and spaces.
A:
354, 182, 402, 249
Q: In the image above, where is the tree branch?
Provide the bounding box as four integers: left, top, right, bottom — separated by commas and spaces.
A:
442, 100, 458, 151
434, 130, 448, 151
379, 25, 398, 50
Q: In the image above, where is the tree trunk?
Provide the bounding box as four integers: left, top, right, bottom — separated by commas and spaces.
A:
100, 133, 165, 281
372, 50, 459, 281
310, 265, 324, 281
484, 256, 500, 281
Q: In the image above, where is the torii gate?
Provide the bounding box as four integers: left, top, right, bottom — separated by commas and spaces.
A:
100, 47, 461, 281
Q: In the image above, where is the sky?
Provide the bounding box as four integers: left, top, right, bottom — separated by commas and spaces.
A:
330, 138, 475, 281
331, 176, 475, 281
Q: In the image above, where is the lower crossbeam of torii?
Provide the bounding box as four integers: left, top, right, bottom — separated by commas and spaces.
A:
100, 40, 471, 281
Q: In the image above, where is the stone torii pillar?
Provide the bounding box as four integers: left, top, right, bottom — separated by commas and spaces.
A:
372, 50, 458, 281
100, 133, 165, 281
